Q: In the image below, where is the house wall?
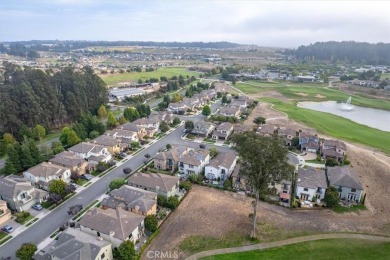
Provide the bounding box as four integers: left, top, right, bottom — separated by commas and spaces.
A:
296, 186, 317, 201
128, 183, 168, 197
334, 185, 363, 202
154, 158, 167, 171
178, 163, 202, 175
94, 244, 113, 260
0, 205, 11, 225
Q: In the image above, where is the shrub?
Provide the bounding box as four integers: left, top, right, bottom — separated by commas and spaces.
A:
179, 181, 192, 190
223, 179, 232, 190
145, 215, 158, 233
324, 186, 340, 208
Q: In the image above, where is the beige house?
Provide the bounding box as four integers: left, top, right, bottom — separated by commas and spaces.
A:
120, 122, 147, 140
91, 135, 121, 155
0, 200, 11, 226
49, 151, 89, 175
23, 162, 71, 191
154, 146, 189, 171
133, 117, 160, 137
321, 139, 347, 162
102, 185, 157, 216
127, 172, 179, 197
212, 122, 234, 140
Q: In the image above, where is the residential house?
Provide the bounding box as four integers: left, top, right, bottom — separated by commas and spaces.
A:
218, 105, 241, 117
34, 228, 113, 260
0, 200, 11, 226
213, 82, 229, 93
192, 121, 215, 137
212, 122, 234, 140
49, 151, 89, 175
167, 102, 190, 114
127, 172, 179, 197
256, 125, 277, 137
68, 142, 112, 163
79, 207, 145, 247
233, 124, 252, 134
299, 132, 319, 153
102, 185, 157, 216
232, 164, 253, 193
154, 111, 174, 124
178, 150, 210, 176
23, 162, 71, 191
132, 117, 160, 137
154, 146, 189, 171
119, 122, 147, 140
269, 180, 293, 204
183, 97, 202, 109
205, 152, 237, 181
90, 135, 121, 155
230, 97, 249, 108
296, 167, 327, 201
278, 127, 297, 146
0, 175, 48, 212
321, 139, 347, 162
327, 166, 363, 202
105, 129, 139, 142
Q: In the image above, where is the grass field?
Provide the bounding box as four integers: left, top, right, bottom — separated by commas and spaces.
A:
100, 67, 201, 85
235, 81, 390, 111
260, 97, 390, 154
201, 239, 390, 260
380, 72, 390, 80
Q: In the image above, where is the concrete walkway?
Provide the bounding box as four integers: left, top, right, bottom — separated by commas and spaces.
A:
185, 233, 390, 260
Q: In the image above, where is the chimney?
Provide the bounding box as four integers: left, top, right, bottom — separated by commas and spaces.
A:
135, 205, 140, 213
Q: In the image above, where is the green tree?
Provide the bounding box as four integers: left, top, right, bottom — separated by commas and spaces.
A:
325, 158, 338, 167
292, 136, 299, 147
159, 121, 170, 133
109, 178, 126, 190
202, 105, 211, 116
51, 141, 65, 155
231, 132, 293, 238
166, 144, 172, 150
131, 141, 140, 150
118, 115, 127, 125
49, 179, 67, 196
89, 130, 100, 139
27, 139, 41, 164
117, 240, 135, 260
209, 147, 219, 158
123, 107, 140, 122
172, 117, 181, 126
21, 144, 34, 169
106, 112, 118, 129
167, 196, 179, 209
6, 144, 21, 172
33, 124, 46, 141
324, 186, 340, 208
144, 215, 158, 233
185, 120, 194, 132
59, 127, 71, 146
3, 133, 16, 145
4, 160, 17, 175
221, 95, 228, 104
16, 243, 37, 260
67, 130, 81, 146
253, 116, 266, 125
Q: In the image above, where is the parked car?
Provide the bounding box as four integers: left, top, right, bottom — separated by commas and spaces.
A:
120, 152, 127, 157
2, 225, 14, 233
68, 204, 83, 215
123, 167, 132, 174
32, 203, 43, 211
144, 153, 151, 158
199, 144, 206, 149
81, 174, 93, 181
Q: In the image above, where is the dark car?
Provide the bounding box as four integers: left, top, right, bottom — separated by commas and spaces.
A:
123, 167, 132, 174
144, 153, 151, 158
2, 225, 14, 233
32, 203, 43, 211
199, 144, 206, 149
81, 174, 93, 181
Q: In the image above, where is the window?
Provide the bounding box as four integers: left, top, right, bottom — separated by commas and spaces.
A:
303, 188, 309, 192
97, 232, 100, 236
101, 253, 105, 259
189, 165, 194, 168
351, 188, 356, 192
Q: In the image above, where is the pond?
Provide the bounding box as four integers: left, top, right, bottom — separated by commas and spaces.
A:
297, 101, 390, 132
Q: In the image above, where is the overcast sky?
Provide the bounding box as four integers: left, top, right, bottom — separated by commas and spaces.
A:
0, 0, 389, 48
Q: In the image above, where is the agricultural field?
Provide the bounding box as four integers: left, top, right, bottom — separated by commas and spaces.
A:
260, 97, 390, 154
201, 239, 390, 260
100, 67, 201, 85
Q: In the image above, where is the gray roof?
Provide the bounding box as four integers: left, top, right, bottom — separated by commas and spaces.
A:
109, 88, 144, 97
106, 129, 137, 138
128, 172, 179, 193
34, 228, 110, 260
79, 207, 144, 241
233, 124, 252, 133
154, 146, 188, 161
49, 151, 86, 168
256, 125, 277, 135
327, 166, 363, 190
323, 139, 347, 151
25, 162, 68, 179
207, 152, 237, 170
68, 142, 105, 154
178, 150, 210, 166
0, 175, 35, 199
133, 117, 159, 126
193, 121, 215, 135
302, 140, 320, 150
102, 185, 157, 213
216, 122, 233, 131
91, 135, 118, 147
219, 106, 240, 116
120, 122, 142, 132
297, 167, 327, 189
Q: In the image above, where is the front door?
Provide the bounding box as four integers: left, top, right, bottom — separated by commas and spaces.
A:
347, 193, 356, 201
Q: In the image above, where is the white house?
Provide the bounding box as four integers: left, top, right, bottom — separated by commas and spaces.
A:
106, 129, 139, 142
212, 122, 234, 140
205, 152, 237, 181
178, 150, 210, 176
327, 166, 364, 202
68, 142, 111, 162
23, 162, 71, 191
296, 167, 327, 202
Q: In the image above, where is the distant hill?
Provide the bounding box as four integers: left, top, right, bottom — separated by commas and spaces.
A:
288, 41, 390, 65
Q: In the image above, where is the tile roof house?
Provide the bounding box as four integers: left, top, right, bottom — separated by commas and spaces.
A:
233, 124, 253, 134
0, 200, 11, 226
132, 118, 160, 137
68, 142, 112, 163
205, 152, 237, 181
218, 105, 241, 117
79, 207, 145, 247
154, 146, 189, 171
178, 150, 210, 176
34, 228, 113, 260
105, 129, 138, 141
102, 185, 157, 216
212, 122, 234, 140
299, 132, 319, 153
321, 140, 347, 162
49, 151, 89, 175
0, 175, 48, 212
277, 127, 297, 146
192, 121, 216, 137
327, 166, 363, 202
167, 102, 190, 114
127, 173, 179, 197
296, 167, 327, 201
256, 125, 277, 137
119, 122, 147, 140
90, 135, 121, 155
23, 162, 71, 191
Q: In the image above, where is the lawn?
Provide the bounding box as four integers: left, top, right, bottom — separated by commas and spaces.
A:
260, 97, 390, 154
100, 67, 201, 85
380, 72, 390, 80
333, 204, 367, 214
201, 238, 390, 260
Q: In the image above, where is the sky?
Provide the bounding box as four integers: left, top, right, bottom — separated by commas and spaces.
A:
0, 0, 389, 48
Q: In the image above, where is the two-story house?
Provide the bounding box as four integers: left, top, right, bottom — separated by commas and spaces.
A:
105, 129, 139, 142
167, 102, 190, 114
212, 122, 234, 140
68, 142, 112, 163
49, 151, 89, 175
269, 179, 293, 204
296, 167, 327, 202
0, 175, 48, 212
23, 162, 71, 191
79, 207, 145, 248
132, 117, 160, 137
127, 172, 179, 197
299, 132, 319, 153
102, 185, 157, 216
321, 139, 347, 162
327, 166, 363, 202
154, 146, 189, 171
192, 121, 215, 137
278, 127, 297, 146
119, 122, 147, 140
177, 150, 210, 176
0, 200, 11, 226
256, 124, 277, 137
205, 152, 237, 181
90, 135, 121, 155
218, 106, 241, 117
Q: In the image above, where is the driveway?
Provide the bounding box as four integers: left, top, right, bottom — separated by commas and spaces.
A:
0, 219, 22, 234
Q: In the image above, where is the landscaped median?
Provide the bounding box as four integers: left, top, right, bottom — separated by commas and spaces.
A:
0, 234, 12, 246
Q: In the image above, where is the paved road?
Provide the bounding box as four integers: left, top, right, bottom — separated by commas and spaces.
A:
185, 233, 390, 260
